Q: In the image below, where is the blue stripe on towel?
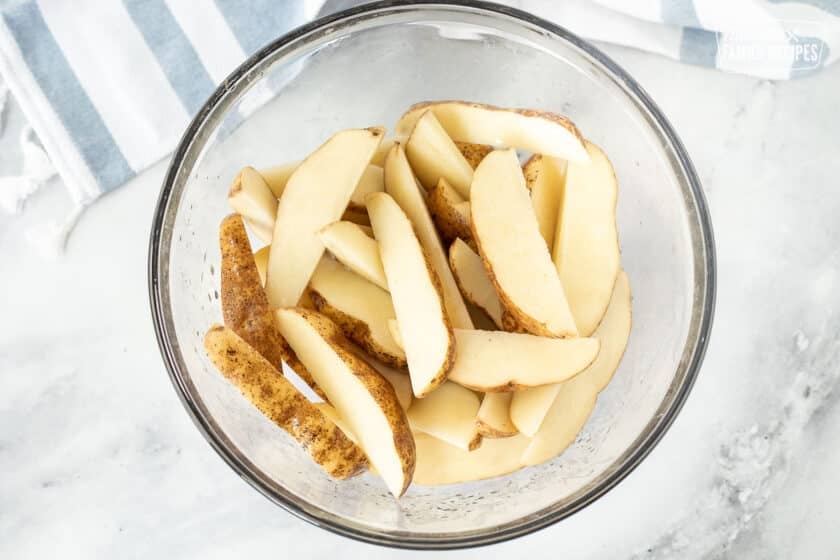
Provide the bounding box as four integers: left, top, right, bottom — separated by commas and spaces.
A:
680, 27, 720, 67
123, 0, 216, 115
213, 0, 306, 55
767, 0, 840, 17
2, 1, 132, 191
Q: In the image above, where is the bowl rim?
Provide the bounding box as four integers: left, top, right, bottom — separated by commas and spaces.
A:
148, 0, 716, 550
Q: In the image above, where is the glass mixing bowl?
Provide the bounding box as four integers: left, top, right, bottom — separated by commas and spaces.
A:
148, 0, 715, 549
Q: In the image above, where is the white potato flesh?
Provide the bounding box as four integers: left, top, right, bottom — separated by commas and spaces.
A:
448, 238, 503, 328
510, 271, 631, 436
477, 392, 517, 437
228, 166, 277, 243
407, 381, 481, 451
383, 143, 474, 329
367, 192, 454, 397
348, 164, 385, 209
264, 127, 383, 308
405, 110, 474, 197
525, 155, 567, 251
309, 258, 404, 364
470, 149, 577, 337
448, 329, 599, 392
319, 221, 388, 290
553, 141, 621, 336
413, 433, 530, 486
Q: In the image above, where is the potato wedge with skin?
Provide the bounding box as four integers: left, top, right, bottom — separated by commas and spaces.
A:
204, 325, 367, 479
314, 402, 359, 444
265, 127, 384, 308
368, 359, 413, 411
448, 238, 503, 328
219, 214, 322, 397
383, 143, 474, 330
455, 141, 493, 169
448, 329, 599, 392
477, 393, 518, 438
406, 110, 474, 197
395, 101, 589, 162
510, 271, 632, 436
407, 381, 482, 451
253, 245, 270, 286
228, 167, 277, 244
524, 155, 568, 251
367, 192, 455, 397
428, 178, 472, 246
553, 141, 621, 336
318, 221, 387, 290
413, 432, 530, 486
274, 308, 415, 497
308, 258, 405, 368
471, 149, 577, 337
348, 164, 385, 210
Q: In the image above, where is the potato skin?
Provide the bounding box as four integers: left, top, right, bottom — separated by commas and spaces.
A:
454, 141, 493, 169
427, 179, 473, 248
219, 214, 325, 398
308, 289, 408, 369
288, 308, 417, 497
203, 324, 368, 479
476, 419, 517, 439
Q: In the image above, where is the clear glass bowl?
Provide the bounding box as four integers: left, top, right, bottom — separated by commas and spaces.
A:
148, 0, 715, 549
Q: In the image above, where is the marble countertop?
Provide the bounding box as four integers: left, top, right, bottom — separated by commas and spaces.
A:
2, 45, 839, 559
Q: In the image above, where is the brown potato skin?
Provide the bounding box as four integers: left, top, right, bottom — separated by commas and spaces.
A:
219, 214, 326, 398
428, 180, 472, 248
476, 419, 517, 439
290, 308, 417, 497
454, 141, 493, 169
204, 325, 368, 479
522, 154, 541, 188
308, 289, 408, 369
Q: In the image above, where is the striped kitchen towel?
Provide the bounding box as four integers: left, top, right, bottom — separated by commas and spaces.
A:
0, 0, 838, 251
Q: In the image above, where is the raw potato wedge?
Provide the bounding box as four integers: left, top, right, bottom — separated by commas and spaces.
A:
470, 149, 578, 337
524, 155, 568, 251
204, 325, 368, 479
219, 214, 322, 397
254, 245, 270, 286
477, 393, 518, 438
265, 127, 384, 308
413, 432, 530, 486
455, 141, 493, 169
314, 402, 359, 444
407, 381, 482, 451
405, 110, 474, 197
553, 141, 621, 336
228, 166, 277, 244
318, 221, 388, 290
308, 258, 405, 368
448, 238, 503, 328
510, 271, 632, 436
261, 160, 384, 205
448, 329, 599, 392
387, 319, 403, 350
258, 161, 298, 198
395, 101, 589, 162
367, 192, 455, 397
348, 164, 385, 210
383, 143, 474, 330
368, 360, 413, 411
274, 308, 415, 497
371, 137, 396, 166
428, 178, 472, 246
520, 374, 597, 467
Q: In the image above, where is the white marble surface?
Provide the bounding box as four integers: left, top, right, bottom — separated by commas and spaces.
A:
1, 45, 839, 558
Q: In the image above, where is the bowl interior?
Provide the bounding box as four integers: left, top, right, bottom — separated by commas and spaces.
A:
151, 2, 712, 547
